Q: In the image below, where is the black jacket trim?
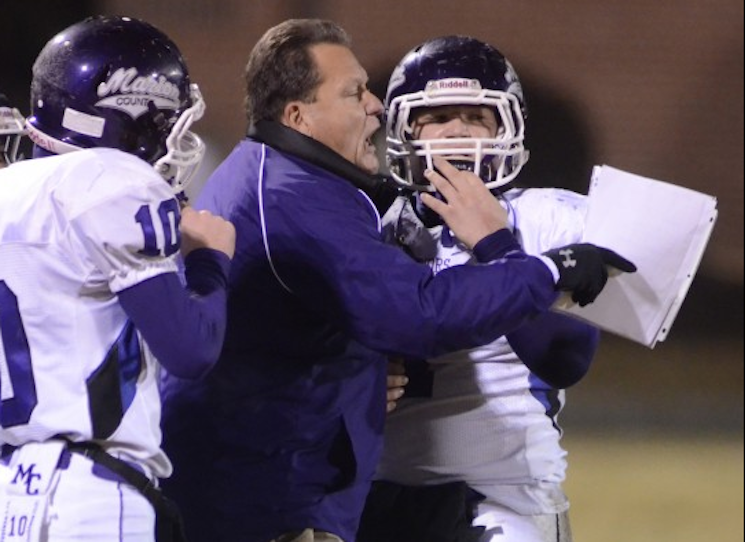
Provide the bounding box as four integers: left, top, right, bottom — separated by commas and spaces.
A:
247, 120, 400, 215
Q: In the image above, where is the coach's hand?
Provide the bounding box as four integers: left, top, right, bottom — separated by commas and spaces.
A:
386, 358, 408, 413
419, 157, 508, 249
543, 243, 636, 307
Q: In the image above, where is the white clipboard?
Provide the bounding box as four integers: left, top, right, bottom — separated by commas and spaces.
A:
553, 165, 718, 348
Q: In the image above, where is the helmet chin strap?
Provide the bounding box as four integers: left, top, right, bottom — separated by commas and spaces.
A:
409, 190, 445, 228
409, 160, 479, 228
410, 158, 509, 228
416, 158, 495, 185
448, 158, 491, 178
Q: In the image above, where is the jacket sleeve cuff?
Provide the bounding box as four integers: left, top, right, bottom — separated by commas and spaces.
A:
472, 228, 522, 263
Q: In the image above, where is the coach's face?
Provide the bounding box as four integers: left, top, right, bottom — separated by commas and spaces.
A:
283, 43, 383, 174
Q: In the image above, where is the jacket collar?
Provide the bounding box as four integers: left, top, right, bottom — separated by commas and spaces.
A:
247, 120, 400, 215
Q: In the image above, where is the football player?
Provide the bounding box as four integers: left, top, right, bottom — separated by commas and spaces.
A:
0, 15, 234, 541
358, 35, 624, 542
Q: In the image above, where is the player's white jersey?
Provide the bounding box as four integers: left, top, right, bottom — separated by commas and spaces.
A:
0, 149, 180, 478
377, 187, 587, 515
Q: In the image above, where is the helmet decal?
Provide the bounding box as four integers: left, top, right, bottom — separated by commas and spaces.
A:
504, 61, 524, 104
425, 78, 482, 94
96, 68, 181, 119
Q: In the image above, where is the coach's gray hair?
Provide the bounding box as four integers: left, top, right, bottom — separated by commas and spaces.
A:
244, 19, 351, 126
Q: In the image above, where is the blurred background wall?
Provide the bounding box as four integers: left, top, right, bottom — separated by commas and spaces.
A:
1, 2, 742, 540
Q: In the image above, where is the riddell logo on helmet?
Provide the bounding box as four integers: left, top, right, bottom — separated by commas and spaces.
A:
95, 67, 181, 119
425, 79, 482, 93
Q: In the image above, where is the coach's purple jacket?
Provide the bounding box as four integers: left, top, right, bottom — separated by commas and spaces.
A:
159, 121, 560, 542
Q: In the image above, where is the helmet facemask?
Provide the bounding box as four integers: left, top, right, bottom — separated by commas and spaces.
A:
153, 84, 206, 194
0, 104, 26, 164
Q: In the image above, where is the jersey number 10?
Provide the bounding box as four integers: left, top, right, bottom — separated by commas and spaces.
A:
135, 199, 181, 257
0, 281, 37, 427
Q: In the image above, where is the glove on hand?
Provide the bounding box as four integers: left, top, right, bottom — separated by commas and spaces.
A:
543, 243, 637, 307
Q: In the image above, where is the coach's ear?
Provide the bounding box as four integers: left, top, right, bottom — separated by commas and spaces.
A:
281, 101, 311, 137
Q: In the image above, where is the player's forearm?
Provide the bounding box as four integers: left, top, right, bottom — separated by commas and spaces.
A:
506, 312, 600, 388
118, 249, 231, 379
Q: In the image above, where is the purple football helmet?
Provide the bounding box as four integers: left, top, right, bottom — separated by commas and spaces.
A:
26, 15, 205, 193
386, 36, 529, 191
0, 93, 25, 164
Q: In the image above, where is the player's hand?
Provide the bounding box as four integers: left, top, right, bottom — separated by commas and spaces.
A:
419, 157, 508, 249
180, 206, 236, 259
387, 358, 409, 414
543, 243, 636, 306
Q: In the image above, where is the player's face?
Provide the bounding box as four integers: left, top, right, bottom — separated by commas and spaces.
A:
412, 105, 499, 153
297, 43, 383, 174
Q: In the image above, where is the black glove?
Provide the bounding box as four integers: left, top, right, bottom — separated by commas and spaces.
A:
543, 243, 637, 307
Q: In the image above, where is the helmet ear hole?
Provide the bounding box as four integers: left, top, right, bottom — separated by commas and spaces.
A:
149, 102, 168, 130
130, 113, 161, 163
